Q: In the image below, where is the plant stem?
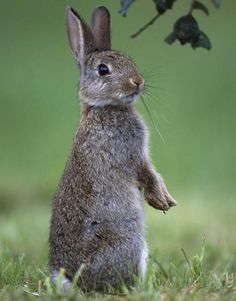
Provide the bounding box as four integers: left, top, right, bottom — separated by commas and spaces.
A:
189, 0, 196, 14
131, 13, 161, 38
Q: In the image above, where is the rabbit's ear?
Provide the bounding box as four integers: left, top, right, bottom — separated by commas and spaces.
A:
91, 6, 111, 51
66, 7, 95, 65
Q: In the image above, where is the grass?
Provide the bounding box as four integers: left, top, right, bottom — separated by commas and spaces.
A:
0, 199, 235, 301
0, 1, 236, 300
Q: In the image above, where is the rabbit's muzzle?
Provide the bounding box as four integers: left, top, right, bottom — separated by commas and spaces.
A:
129, 77, 145, 93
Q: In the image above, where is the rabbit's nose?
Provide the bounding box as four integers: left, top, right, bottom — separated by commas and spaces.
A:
130, 78, 145, 91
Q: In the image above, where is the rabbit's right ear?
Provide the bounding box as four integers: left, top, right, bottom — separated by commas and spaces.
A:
91, 6, 111, 51
66, 7, 95, 66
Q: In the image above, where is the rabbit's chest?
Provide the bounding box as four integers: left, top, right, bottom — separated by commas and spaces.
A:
97, 121, 145, 161
77, 111, 147, 173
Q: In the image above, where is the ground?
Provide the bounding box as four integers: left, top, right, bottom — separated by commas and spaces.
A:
0, 1, 236, 300
1, 198, 235, 301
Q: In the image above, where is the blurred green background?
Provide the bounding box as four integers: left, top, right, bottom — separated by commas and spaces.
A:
0, 0, 235, 272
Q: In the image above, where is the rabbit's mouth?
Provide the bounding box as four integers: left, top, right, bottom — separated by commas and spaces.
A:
122, 78, 144, 103
121, 90, 142, 103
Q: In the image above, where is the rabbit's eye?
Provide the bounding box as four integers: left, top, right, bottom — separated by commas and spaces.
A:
98, 64, 110, 76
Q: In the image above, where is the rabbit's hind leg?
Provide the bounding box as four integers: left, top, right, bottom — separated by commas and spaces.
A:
81, 238, 147, 291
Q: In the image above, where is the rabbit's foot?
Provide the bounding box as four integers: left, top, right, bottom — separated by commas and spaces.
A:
51, 269, 72, 292
164, 191, 177, 208
145, 190, 170, 211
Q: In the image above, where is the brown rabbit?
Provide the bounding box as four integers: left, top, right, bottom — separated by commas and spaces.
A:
49, 5, 177, 292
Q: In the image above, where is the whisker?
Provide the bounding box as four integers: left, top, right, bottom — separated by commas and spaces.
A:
143, 70, 168, 77
142, 64, 168, 76
143, 66, 169, 78
161, 113, 170, 123
140, 95, 166, 144
142, 93, 170, 123
142, 95, 161, 121
144, 83, 167, 92
143, 94, 164, 116
144, 89, 171, 114
142, 92, 160, 113
143, 91, 170, 124
144, 90, 166, 109
143, 73, 168, 82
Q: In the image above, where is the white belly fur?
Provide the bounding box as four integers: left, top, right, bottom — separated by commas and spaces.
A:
51, 270, 71, 291
139, 240, 148, 277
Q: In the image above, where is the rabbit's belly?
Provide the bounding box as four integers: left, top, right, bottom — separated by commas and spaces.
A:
76, 186, 147, 290
140, 240, 148, 277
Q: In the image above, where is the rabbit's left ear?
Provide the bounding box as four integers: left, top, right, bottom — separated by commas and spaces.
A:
91, 6, 111, 51
67, 6, 95, 65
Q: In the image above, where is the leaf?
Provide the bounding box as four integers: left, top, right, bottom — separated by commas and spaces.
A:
192, 31, 212, 50
153, 0, 177, 14
118, 0, 135, 17
167, 15, 211, 50
192, 1, 209, 15
165, 0, 177, 9
164, 32, 177, 44
153, 0, 166, 14
211, 0, 221, 8
174, 15, 200, 44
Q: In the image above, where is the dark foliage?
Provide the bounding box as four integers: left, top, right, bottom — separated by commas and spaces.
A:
118, 0, 135, 16
119, 0, 221, 50
191, 1, 209, 15
153, 0, 177, 14
165, 14, 211, 50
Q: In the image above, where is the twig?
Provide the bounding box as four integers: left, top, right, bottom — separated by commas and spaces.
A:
131, 13, 161, 38
189, 0, 196, 14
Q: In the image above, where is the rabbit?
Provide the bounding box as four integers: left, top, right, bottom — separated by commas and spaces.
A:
49, 5, 177, 293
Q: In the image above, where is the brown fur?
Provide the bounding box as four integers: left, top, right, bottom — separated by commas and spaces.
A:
49, 5, 176, 292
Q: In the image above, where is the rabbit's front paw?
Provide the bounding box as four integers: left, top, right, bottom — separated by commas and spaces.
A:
164, 191, 177, 208
145, 190, 170, 211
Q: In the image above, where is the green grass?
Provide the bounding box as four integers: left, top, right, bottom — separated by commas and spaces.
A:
1, 200, 235, 301
0, 0, 236, 300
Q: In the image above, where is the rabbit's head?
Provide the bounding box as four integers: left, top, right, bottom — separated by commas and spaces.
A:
67, 6, 144, 107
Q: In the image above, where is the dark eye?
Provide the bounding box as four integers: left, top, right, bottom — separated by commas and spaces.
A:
98, 64, 110, 76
